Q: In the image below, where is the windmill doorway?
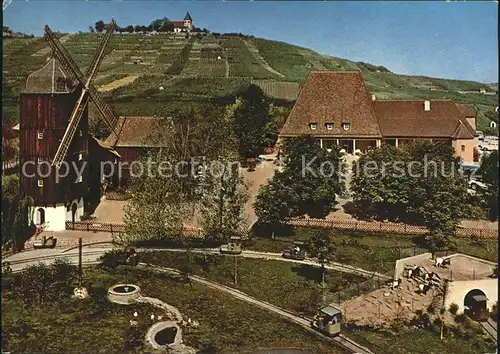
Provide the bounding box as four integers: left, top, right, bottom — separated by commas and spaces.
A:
37, 208, 45, 225
464, 289, 488, 321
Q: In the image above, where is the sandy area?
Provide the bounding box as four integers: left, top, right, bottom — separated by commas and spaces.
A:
98, 75, 138, 92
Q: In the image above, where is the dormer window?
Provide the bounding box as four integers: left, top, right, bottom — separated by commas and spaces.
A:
37, 132, 44, 139
56, 79, 66, 91
342, 123, 350, 131
326, 123, 334, 130
78, 153, 83, 161
310, 123, 317, 130
79, 129, 83, 137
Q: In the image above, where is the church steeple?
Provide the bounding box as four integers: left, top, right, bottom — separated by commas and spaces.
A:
184, 12, 193, 22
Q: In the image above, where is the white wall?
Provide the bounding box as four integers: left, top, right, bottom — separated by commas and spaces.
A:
32, 197, 85, 232
445, 278, 498, 313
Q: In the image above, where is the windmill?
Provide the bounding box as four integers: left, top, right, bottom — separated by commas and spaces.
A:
18, 20, 121, 231
43, 20, 119, 167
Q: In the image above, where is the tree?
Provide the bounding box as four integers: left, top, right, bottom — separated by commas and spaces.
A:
254, 135, 343, 229
306, 229, 338, 286
125, 25, 134, 34
134, 25, 142, 33
88, 26, 95, 33
476, 151, 499, 221
232, 85, 274, 160
2, 175, 34, 251
199, 156, 249, 241
351, 140, 469, 250
95, 20, 105, 33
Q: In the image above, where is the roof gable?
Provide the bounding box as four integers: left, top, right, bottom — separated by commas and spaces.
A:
280, 71, 382, 138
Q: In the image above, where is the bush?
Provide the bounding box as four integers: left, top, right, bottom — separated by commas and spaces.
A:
491, 302, 497, 321
99, 249, 133, 270
455, 313, 466, 323
449, 303, 459, 315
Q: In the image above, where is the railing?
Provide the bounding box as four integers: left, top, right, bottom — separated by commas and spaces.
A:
286, 218, 498, 239
65, 221, 205, 237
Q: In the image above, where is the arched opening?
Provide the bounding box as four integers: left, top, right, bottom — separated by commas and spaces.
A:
464, 289, 489, 321
37, 208, 45, 225
71, 203, 78, 223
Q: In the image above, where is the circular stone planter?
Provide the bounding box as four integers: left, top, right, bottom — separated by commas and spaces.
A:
108, 283, 141, 305
146, 321, 182, 349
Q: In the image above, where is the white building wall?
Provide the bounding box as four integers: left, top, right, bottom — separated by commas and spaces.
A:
33, 198, 85, 232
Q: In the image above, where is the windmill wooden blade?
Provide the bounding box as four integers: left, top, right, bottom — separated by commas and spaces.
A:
44, 24, 118, 132
51, 90, 90, 166
84, 20, 116, 80
50, 22, 118, 166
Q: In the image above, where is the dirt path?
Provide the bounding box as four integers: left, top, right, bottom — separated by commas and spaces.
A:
243, 39, 285, 78
98, 75, 139, 92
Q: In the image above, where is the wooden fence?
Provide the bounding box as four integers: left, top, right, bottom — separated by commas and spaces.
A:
286, 218, 498, 239
65, 221, 205, 237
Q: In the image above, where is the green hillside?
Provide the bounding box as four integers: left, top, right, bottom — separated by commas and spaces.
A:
2, 33, 498, 131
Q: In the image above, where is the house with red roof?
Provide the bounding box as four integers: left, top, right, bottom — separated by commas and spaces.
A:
172, 12, 193, 33
279, 71, 478, 164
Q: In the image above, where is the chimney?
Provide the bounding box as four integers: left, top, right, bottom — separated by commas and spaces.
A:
424, 100, 431, 111
371, 94, 376, 101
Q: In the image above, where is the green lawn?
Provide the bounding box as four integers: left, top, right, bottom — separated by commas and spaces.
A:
343, 325, 496, 354
140, 251, 366, 317
2, 265, 345, 354
246, 228, 498, 275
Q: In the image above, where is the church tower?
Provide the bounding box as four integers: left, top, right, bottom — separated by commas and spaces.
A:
184, 12, 193, 30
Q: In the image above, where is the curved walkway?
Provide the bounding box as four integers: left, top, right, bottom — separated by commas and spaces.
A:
140, 263, 373, 354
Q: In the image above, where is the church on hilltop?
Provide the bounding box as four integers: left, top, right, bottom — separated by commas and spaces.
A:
172, 12, 193, 33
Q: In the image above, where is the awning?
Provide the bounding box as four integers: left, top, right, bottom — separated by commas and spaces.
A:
320, 306, 341, 317
472, 295, 488, 302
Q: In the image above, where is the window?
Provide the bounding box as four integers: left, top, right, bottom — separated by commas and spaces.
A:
79, 129, 83, 137
310, 123, 317, 130
342, 123, 350, 131
461, 145, 465, 152
37, 180, 43, 187
78, 153, 83, 161
77, 175, 83, 183
56, 79, 65, 91
37, 132, 43, 139
326, 123, 334, 130
37, 157, 43, 164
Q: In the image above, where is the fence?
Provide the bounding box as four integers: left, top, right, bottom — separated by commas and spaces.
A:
286, 218, 498, 239
326, 274, 387, 306
65, 221, 205, 238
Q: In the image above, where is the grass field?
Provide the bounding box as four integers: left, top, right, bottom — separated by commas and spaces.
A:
2, 32, 498, 131
2, 265, 344, 354
246, 228, 498, 275
140, 251, 367, 316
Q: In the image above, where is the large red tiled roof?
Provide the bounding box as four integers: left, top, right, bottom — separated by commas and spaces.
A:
279, 72, 382, 138
456, 103, 476, 118
104, 116, 172, 147
373, 100, 476, 139
171, 21, 185, 28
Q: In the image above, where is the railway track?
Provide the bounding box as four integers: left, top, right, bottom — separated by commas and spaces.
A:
6, 251, 374, 353
139, 263, 373, 354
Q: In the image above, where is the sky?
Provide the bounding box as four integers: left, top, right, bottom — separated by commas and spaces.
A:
3, 1, 498, 83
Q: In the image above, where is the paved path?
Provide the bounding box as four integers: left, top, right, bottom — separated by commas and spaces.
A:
6, 246, 391, 281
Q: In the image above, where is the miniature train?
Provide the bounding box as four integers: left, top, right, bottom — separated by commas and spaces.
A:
282, 240, 306, 260
311, 305, 343, 336
219, 236, 242, 255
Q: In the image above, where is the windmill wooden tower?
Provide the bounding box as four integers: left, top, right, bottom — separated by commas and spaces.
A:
19, 20, 119, 231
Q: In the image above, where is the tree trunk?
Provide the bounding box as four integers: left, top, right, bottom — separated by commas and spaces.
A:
321, 264, 325, 287
234, 255, 238, 285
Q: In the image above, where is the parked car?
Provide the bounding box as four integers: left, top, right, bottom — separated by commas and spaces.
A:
33, 235, 57, 249
468, 179, 489, 191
